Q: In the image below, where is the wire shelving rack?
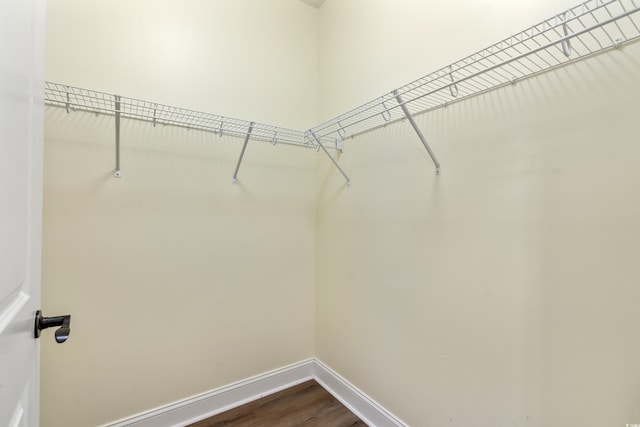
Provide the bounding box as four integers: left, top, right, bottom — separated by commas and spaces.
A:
310, 0, 640, 179
44, 0, 640, 184
44, 83, 311, 148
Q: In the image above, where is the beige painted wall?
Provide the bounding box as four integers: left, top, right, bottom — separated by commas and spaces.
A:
318, 0, 580, 120
316, 1, 640, 426
46, 0, 320, 129
42, 1, 318, 426
43, 1, 640, 426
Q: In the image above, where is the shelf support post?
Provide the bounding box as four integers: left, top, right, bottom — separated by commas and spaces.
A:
232, 122, 254, 184
114, 95, 122, 178
393, 90, 441, 175
65, 86, 70, 113
309, 130, 351, 187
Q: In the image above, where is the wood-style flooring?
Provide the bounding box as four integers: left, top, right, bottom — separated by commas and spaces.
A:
188, 380, 367, 427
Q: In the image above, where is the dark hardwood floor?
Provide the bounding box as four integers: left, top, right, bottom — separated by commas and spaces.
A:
188, 380, 367, 427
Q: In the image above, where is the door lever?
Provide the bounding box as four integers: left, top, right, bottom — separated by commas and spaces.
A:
34, 310, 71, 343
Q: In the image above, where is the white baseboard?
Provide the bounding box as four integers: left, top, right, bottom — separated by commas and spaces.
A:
313, 359, 407, 427
104, 358, 406, 427
104, 359, 315, 427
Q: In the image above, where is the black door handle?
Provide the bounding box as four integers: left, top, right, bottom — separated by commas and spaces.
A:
34, 310, 71, 343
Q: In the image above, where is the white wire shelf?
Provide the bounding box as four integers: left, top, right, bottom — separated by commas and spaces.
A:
310, 0, 640, 143
44, 0, 640, 184
44, 82, 314, 149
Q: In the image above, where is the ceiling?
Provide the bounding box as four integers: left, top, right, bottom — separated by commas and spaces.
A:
298, 0, 327, 9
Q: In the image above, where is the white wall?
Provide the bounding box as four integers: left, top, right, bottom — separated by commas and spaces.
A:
42, 1, 319, 426
316, 1, 640, 426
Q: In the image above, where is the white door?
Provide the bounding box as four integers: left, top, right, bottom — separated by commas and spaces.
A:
0, 0, 46, 426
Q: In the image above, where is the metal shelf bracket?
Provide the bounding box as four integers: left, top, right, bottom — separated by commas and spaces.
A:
114, 95, 121, 178
393, 90, 441, 175
153, 104, 157, 127
309, 130, 351, 187
561, 12, 573, 57
65, 86, 70, 113
232, 122, 255, 184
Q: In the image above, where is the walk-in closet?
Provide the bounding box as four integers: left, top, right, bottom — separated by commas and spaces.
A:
2, 1, 639, 426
